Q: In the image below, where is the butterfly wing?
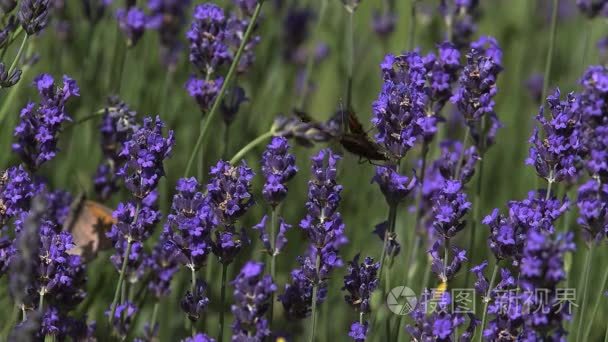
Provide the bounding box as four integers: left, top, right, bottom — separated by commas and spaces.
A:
66, 200, 115, 261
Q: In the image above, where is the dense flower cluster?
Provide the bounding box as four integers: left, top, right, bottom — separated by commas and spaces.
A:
117, 116, 174, 199
373, 52, 428, 158
163, 177, 213, 270
94, 97, 139, 200
527, 90, 584, 183
261, 136, 298, 207
231, 261, 276, 340
12, 74, 79, 170
435, 140, 479, 183
518, 230, 575, 340
206, 160, 254, 264
431, 180, 471, 240
0, 165, 38, 225
343, 255, 379, 340
578, 65, 608, 178
576, 179, 608, 243
185, 1, 260, 113
450, 37, 503, 150
280, 149, 347, 319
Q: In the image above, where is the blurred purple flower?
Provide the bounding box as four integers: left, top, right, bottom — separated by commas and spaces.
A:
18, 0, 50, 34
181, 278, 209, 322
576, 179, 608, 243
106, 301, 137, 338
343, 255, 379, 314
372, 165, 416, 205
147, 0, 192, 68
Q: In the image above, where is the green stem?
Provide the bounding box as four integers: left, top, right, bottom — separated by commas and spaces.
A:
197, 118, 205, 180
150, 302, 159, 330
184, 0, 265, 177
269, 208, 278, 329
583, 264, 608, 340
454, 126, 470, 180
465, 155, 484, 287
5, 33, 28, 84
218, 263, 228, 342
296, 0, 327, 110
407, 0, 417, 50
345, 10, 354, 111
576, 246, 594, 342
378, 202, 398, 292
109, 239, 133, 324
308, 254, 321, 342
404, 142, 429, 286
478, 262, 499, 342
228, 129, 275, 165
223, 123, 230, 159
38, 289, 45, 313
541, 0, 559, 106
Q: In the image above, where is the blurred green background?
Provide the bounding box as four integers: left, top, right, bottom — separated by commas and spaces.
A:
1, 0, 608, 340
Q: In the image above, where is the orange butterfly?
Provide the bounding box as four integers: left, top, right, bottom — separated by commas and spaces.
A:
63, 197, 115, 262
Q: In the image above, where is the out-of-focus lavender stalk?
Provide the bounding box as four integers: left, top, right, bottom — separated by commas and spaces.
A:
183, 0, 265, 177
296, 0, 327, 111
407, 0, 418, 50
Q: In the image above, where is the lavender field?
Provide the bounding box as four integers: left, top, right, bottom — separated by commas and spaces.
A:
1, 0, 608, 341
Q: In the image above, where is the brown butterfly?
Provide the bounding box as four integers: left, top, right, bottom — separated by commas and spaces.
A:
63, 195, 115, 262
337, 109, 398, 163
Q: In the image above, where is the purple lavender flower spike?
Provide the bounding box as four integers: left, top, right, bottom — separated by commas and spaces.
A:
261, 136, 298, 207
18, 0, 51, 35
281, 149, 346, 319
518, 230, 575, 340
373, 52, 428, 158
343, 254, 379, 338
186, 75, 224, 114
163, 177, 213, 270
187, 3, 230, 74
470, 260, 488, 295
116, 6, 152, 46
206, 160, 255, 224
525, 73, 544, 103
117, 116, 174, 199
371, 11, 395, 39
482, 268, 521, 340
577, 0, 608, 18
432, 179, 471, 240
144, 236, 179, 299
147, 0, 192, 69
507, 190, 569, 233
482, 208, 522, 263
253, 215, 292, 256
435, 140, 479, 184
526, 90, 584, 183
231, 261, 276, 340
578, 65, 608, 179
94, 97, 139, 200
576, 179, 608, 243
0, 62, 21, 87
348, 321, 369, 341
181, 278, 210, 322
106, 301, 138, 338
371, 165, 416, 205
211, 226, 249, 265
13, 74, 80, 170
0, 166, 38, 225
234, 0, 257, 16
450, 38, 503, 150
430, 241, 467, 281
